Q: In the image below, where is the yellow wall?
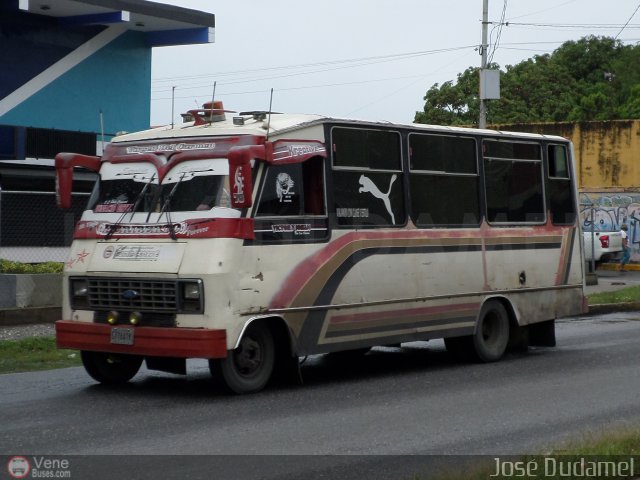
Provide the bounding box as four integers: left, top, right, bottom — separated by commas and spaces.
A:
496, 120, 640, 191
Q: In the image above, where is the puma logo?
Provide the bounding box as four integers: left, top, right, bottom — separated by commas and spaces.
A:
358, 174, 397, 223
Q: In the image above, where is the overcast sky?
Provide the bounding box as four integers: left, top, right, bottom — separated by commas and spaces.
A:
149, 0, 640, 126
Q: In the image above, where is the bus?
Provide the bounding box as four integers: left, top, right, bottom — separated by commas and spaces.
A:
55, 101, 586, 394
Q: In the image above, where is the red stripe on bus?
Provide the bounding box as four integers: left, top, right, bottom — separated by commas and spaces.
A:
329, 302, 481, 325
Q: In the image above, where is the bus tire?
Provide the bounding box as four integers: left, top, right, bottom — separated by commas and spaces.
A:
473, 300, 510, 362
210, 323, 275, 394
81, 351, 142, 384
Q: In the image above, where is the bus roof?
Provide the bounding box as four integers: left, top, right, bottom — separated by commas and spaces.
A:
112, 110, 570, 144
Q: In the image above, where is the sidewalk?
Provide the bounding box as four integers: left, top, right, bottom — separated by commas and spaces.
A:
585, 263, 640, 296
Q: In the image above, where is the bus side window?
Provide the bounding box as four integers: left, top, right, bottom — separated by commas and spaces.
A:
409, 133, 480, 227
548, 144, 576, 224
330, 127, 405, 227
256, 158, 326, 217
302, 156, 326, 215
483, 140, 545, 224
256, 164, 303, 217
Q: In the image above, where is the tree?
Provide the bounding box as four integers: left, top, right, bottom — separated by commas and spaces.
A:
414, 36, 640, 125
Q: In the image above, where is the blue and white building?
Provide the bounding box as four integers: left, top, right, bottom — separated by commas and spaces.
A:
0, 0, 215, 261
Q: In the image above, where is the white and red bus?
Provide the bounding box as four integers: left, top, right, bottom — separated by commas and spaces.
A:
55, 102, 586, 393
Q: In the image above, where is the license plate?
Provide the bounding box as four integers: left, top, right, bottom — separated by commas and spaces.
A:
111, 327, 135, 345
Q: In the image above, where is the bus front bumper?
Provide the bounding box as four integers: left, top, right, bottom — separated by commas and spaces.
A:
55, 320, 227, 359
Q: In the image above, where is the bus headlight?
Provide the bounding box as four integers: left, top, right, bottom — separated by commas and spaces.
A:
179, 280, 203, 313
70, 277, 89, 309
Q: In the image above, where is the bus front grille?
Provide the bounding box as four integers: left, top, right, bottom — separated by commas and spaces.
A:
87, 278, 178, 312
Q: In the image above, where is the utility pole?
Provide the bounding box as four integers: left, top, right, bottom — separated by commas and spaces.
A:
479, 0, 489, 129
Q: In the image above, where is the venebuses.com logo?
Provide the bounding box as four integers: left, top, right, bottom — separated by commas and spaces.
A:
7, 457, 30, 479
6, 456, 71, 478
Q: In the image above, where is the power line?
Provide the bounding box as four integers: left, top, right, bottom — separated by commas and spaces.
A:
488, 0, 509, 64
151, 45, 475, 93
505, 21, 640, 29
506, 0, 580, 21
152, 37, 598, 93
615, 2, 640, 39
151, 46, 474, 84
152, 74, 435, 102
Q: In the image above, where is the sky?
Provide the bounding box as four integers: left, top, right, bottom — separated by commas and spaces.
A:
149, 0, 640, 127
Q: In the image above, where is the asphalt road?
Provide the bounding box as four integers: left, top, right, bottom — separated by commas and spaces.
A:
2, 313, 640, 479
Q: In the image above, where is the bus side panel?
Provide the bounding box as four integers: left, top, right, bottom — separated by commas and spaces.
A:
261, 223, 583, 356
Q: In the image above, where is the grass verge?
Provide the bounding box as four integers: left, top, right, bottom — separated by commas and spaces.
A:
424, 429, 640, 480
0, 336, 81, 374
587, 285, 640, 305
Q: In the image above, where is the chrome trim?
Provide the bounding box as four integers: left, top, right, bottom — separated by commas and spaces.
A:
232, 314, 284, 350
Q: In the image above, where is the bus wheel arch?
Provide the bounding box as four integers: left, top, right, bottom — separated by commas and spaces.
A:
209, 316, 299, 394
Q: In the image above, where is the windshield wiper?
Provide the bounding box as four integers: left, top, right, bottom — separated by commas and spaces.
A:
157, 172, 187, 240
129, 173, 156, 221
104, 174, 156, 240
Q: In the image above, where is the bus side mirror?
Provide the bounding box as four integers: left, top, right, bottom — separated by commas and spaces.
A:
55, 153, 101, 209
228, 145, 266, 209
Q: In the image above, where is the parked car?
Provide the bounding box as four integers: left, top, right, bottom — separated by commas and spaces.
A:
583, 228, 623, 265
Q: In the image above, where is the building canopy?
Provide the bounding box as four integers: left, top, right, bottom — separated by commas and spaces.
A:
14, 0, 215, 46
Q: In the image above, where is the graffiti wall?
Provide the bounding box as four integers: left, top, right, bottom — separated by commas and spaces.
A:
495, 120, 640, 262
497, 120, 640, 190
580, 192, 638, 261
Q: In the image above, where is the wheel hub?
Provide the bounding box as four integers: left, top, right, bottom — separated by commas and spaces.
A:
234, 336, 262, 374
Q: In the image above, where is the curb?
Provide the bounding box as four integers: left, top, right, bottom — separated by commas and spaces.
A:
597, 263, 640, 272
584, 302, 640, 316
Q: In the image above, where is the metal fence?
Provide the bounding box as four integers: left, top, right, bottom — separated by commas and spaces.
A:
0, 189, 89, 263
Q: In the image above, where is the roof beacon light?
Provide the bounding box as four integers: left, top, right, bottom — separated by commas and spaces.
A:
183, 100, 236, 126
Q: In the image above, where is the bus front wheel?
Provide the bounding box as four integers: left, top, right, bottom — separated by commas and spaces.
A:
81, 351, 143, 384
210, 323, 275, 394
472, 300, 510, 362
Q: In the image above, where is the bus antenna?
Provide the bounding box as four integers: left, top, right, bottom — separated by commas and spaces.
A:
266, 88, 274, 140
171, 86, 176, 129
99, 110, 105, 153
209, 81, 217, 123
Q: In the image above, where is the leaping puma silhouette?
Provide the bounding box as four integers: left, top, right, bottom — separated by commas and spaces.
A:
358, 174, 397, 223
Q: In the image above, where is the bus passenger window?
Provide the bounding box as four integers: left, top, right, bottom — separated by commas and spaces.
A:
330, 127, 404, 227
332, 127, 401, 170
483, 140, 545, 224
548, 144, 576, 224
332, 170, 405, 227
409, 134, 480, 227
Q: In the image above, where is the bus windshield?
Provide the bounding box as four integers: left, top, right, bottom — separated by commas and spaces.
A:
88, 159, 233, 214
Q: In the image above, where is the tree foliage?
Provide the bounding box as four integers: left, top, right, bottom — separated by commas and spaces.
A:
415, 36, 640, 126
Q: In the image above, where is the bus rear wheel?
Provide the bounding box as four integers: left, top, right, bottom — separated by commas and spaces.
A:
81, 351, 143, 384
472, 300, 510, 362
445, 301, 510, 362
209, 323, 275, 394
